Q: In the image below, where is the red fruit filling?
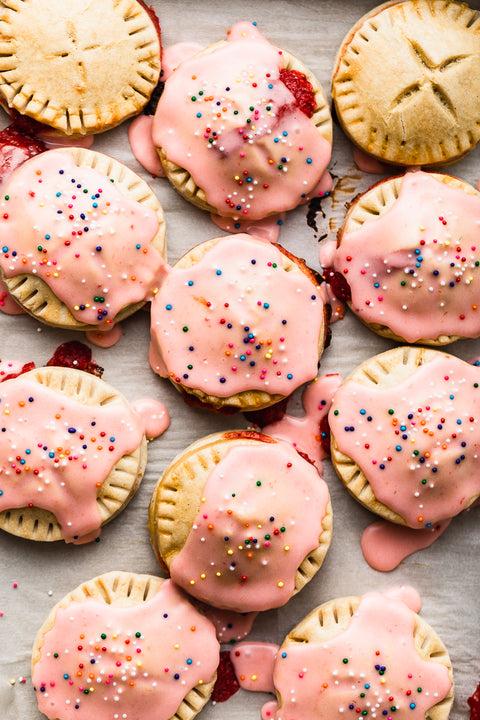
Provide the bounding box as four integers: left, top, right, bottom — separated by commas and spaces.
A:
279, 68, 316, 118
0, 361, 35, 383
211, 651, 240, 703
243, 397, 289, 427
46, 341, 104, 378
468, 682, 480, 720
0, 123, 46, 185
322, 266, 352, 303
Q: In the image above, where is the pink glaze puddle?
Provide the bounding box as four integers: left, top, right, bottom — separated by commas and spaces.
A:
210, 212, 285, 243
231, 642, 278, 693
128, 115, 165, 177
161, 42, 204, 79
131, 398, 170, 438
262, 373, 342, 470
202, 605, 258, 643
361, 519, 452, 571
86, 324, 123, 348
353, 146, 390, 174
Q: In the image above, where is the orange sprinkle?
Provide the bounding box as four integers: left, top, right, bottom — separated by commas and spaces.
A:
418, 516, 423, 522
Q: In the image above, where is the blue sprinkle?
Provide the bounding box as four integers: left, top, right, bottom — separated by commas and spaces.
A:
68, 428, 76, 434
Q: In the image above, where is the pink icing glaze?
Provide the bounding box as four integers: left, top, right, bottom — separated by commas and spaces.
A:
361, 519, 452, 572
0, 276, 24, 314
85, 325, 123, 348
0, 150, 165, 330
318, 241, 346, 323
202, 606, 258, 643
264, 591, 451, 720
352, 146, 390, 174
210, 212, 285, 242
382, 586, 422, 613
231, 642, 278, 693
131, 398, 170, 439
0, 359, 26, 378
149, 234, 325, 398
161, 42, 204, 80
152, 22, 331, 222
262, 374, 342, 470
33, 578, 220, 720
329, 354, 480, 528
0, 374, 145, 543
170, 438, 330, 613
128, 115, 165, 177
332, 171, 480, 342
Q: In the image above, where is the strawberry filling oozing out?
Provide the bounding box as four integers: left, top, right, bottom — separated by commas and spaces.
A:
46, 341, 104, 378
322, 266, 352, 303
469, 682, 480, 720
279, 68, 316, 118
211, 651, 240, 703
0, 123, 46, 185
0, 361, 35, 383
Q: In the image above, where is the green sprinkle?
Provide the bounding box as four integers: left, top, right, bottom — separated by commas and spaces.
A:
182, 326, 188, 332
342, 658, 349, 664
256, 480, 262, 486
388, 409, 394, 415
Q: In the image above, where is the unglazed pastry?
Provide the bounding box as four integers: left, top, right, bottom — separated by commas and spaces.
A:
329, 170, 480, 345
332, 0, 480, 166
149, 233, 328, 411
0, 0, 161, 135
152, 21, 332, 223
0, 147, 167, 333
32, 571, 220, 720
329, 346, 480, 528
148, 430, 332, 613
0, 366, 148, 544
263, 589, 453, 720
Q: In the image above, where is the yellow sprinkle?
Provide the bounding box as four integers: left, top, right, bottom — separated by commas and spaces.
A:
419, 225, 425, 231
200, 573, 206, 579
284, 545, 290, 552
251, 675, 257, 682
190, 579, 196, 585
174, 644, 180, 650
277, 581, 284, 588
10, 679, 15, 686
216, 572, 222, 577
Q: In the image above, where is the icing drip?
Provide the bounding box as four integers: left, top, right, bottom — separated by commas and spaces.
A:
329, 355, 480, 528
0, 374, 145, 543
152, 22, 331, 221
333, 171, 480, 342
264, 591, 451, 720
262, 374, 343, 470
33, 579, 220, 720
170, 439, 330, 612
0, 151, 165, 330
361, 519, 452, 571
231, 642, 278, 693
150, 234, 325, 398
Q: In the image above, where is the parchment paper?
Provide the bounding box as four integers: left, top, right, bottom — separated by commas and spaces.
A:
0, 2, 479, 718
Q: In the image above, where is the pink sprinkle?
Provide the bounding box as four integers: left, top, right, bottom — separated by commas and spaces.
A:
13, 583, 17, 588
116, 661, 121, 667
231, 366, 237, 371
136, 648, 141, 653
164, 668, 169, 673
444, 376, 449, 381
50, 682, 55, 687
372, 460, 377, 464
378, 296, 383, 301
203, 514, 208, 519
298, 146, 303, 151
265, 541, 270, 547
240, 153, 245, 158
360, 269, 366, 274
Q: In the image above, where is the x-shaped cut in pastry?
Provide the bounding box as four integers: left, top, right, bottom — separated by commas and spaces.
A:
389, 39, 469, 120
